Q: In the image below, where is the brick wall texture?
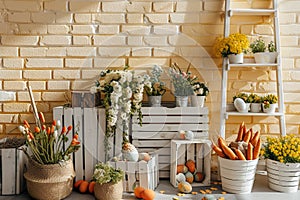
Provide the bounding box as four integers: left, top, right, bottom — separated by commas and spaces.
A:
0, 0, 299, 137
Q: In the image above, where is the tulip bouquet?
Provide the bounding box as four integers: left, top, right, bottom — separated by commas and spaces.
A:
19, 112, 81, 165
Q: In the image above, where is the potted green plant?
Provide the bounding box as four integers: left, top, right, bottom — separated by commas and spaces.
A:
168, 63, 195, 107
92, 162, 124, 200
248, 93, 263, 112
262, 94, 278, 113
214, 33, 250, 64
144, 65, 166, 107
250, 38, 278, 63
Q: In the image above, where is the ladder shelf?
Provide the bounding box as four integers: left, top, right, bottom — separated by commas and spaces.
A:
220, 0, 286, 138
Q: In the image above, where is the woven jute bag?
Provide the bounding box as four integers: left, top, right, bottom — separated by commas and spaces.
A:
94, 180, 123, 200
24, 159, 75, 200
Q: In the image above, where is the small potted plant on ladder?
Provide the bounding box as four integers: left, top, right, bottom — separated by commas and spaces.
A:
250, 37, 278, 63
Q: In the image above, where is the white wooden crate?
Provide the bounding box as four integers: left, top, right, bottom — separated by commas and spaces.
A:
109, 154, 159, 192
53, 106, 124, 181
0, 148, 26, 195
170, 139, 211, 187
132, 107, 209, 178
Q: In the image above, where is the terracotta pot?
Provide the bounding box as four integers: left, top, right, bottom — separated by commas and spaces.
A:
94, 181, 123, 200
24, 159, 75, 200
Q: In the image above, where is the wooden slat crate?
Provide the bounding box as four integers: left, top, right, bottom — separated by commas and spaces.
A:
0, 147, 26, 195
53, 106, 124, 181
131, 107, 209, 178
109, 154, 159, 192
170, 139, 211, 187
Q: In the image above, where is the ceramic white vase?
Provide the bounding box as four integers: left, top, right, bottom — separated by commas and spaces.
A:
148, 96, 162, 107
191, 95, 205, 107
176, 96, 189, 107
262, 103, 277, 113
228, 53, 244, 64
250, 103, 262, 112
254, 52, 278, 63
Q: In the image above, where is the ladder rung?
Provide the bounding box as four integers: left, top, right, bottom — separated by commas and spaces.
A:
227, 63, 279, 69
226, 112, 284, 117
228, 9, 276, 16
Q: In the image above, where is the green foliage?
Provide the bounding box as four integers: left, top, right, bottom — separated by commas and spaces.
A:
250, 38, 266, 53
233, 92, 250, 103
93, 162, 124, 185
248, 93, 262, 103
263, 94, 278, 109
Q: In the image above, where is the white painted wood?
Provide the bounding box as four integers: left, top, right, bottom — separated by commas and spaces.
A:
139, 161, 149, 190
116, 161, 127, 191
140, 107, 209, 115
170, 140, 211, 187
83, 108, 98, 181
73, 107, 84, 181
133, 115, 208, 123
64, 107, 74, 161
1, 149, 16, 195
220, 0, 285, 137
132, 124, 208, 132
97, 109, 106, 162
114, 120, 123, 159
127, 162, 136, 192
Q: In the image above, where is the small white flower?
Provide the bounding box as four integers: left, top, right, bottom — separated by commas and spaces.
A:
56, 120, 61, 130
53, 130, 58, 139
18, 125, 26, 134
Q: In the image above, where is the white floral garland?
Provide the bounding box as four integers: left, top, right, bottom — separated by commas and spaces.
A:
92, 69, 150, 160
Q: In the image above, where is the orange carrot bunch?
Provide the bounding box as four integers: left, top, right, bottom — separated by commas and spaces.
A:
212, 122, 261, 160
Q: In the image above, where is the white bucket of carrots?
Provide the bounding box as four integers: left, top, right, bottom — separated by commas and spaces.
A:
212, 122, 261, 194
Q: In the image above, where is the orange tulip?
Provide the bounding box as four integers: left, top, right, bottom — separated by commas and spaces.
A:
38, 112, 45, 123
34, 126, 40, 133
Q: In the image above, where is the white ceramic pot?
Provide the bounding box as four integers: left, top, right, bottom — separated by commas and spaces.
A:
228, 53, 244, 64
254, 52, 278, 63
191, 95, 205, 107
250, 103, 262, 112
218, 157, 258, 194
176, 96, 189, 107
262, 103, 277, 113
266, 159, 300, 193
148, 96, 162, 107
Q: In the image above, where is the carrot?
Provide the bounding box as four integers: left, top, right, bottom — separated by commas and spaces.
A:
234, 148, 246, 160
235, 122, 245, 142
243, 128, 252, 143
88, 181, 96, 194
250, 131, 260, 147
212, 142, 226, 158
253, 138, 261, 160
247, 143, 253, 160
218, 137, 238, 160
74, 180, 84, 190
79, 181, 89, 193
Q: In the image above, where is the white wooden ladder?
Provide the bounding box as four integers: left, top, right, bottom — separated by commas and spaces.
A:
220, 0, 286, 138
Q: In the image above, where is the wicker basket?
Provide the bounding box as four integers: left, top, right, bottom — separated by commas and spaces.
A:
24, 159, 75, 200
94, 181, 123, 200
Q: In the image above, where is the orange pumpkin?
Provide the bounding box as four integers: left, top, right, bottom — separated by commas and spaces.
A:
141, 189, 155, 200
178, 181, 192, 193
176, 164, 188, 174
194, 172, 205, 182
185, 159, 196, 173
134, 186, 145, 198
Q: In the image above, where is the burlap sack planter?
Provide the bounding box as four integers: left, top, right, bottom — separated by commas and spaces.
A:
24, 159, 75, 200
94, 181, 123, 200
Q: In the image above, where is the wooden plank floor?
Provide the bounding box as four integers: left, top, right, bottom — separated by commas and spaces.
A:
1, 175, 300, 200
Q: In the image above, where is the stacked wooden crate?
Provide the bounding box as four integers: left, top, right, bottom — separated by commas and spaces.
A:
131, 107, 209, 178
0, 143, 26, 195
109, 153, 159, 192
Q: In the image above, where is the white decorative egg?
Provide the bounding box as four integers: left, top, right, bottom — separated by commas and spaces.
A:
176, 173, 186, 183
234, 98, 247, 112
185, 131, 194, 140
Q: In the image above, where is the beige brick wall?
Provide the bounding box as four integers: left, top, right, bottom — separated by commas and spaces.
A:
0, 0, 299, 138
